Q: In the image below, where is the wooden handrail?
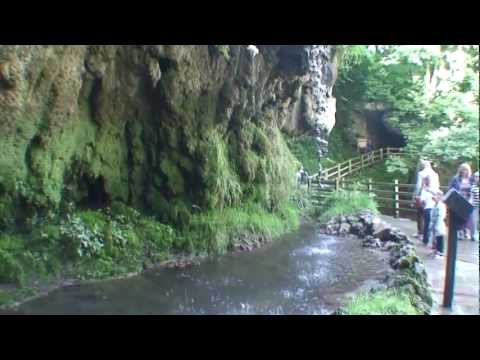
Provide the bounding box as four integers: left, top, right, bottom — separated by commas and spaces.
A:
317, 147, 404, 180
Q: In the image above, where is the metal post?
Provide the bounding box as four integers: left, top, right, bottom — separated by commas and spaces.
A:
349, 159, 352, 174
443, 209, 459, 309
394, 179, 399, 218
361, 154, 364, 169
368, 179, 372, 198
380, 148, 384, 160
386, 147, 390, 157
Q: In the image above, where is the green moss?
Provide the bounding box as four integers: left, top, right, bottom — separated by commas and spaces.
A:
286, 134, 318, 174
180, 200, 300, 256
200, 130, 242, 209
392, 269, 433, 312
137, 217, 174, 255
0, 201, 15, 231
0, 234, 26, 285
214, 45, 231, 62
110, 201, 142, 222
0, 249, 25, 285
77, 210, 109, 230
148, 191, 170, 220
339, 289, 421, 315
171, 151, 194, 173
160, 157, 185, 195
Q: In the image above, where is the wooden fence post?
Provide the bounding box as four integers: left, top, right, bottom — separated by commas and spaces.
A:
394, 179, 399, 218
368, 178, 372, 197
349, 159, 352, 173
361, 154, 365, 169
443, 209, 459, 308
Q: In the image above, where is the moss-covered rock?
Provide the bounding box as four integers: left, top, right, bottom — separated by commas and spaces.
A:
1, 45, 337, 227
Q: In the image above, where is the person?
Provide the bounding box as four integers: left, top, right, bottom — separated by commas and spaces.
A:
413, 160, 440, 239
471, 171, 479, 242
429, 191, 447, 257
420, 176, 437, 246
366, 139, 373, 153
415, 160, 440, 193
296, 166, 309, 187
448, 163, 475, 240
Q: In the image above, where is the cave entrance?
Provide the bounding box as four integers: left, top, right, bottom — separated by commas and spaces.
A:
365, 110, 406, 149
79, 175, 110, 209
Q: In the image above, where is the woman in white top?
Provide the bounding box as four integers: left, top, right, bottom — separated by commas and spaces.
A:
420, 176, 437, 246
429, 191, 447, 257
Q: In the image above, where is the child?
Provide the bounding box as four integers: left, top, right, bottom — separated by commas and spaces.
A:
429, 191, 447, 257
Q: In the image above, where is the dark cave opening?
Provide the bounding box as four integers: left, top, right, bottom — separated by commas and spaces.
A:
88, 77, 102, 123
79, 175, 110, 209
365, 110, 406, 149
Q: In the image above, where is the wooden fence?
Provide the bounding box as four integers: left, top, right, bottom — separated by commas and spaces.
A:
311, 147, 414, 183
311, 178, 449, 218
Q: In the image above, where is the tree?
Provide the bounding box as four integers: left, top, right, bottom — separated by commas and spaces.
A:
335, 45, 479, 176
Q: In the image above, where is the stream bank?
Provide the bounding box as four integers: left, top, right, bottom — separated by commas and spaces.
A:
320, 210, 433, 314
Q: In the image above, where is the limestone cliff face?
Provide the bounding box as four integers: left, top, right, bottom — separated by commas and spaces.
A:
0, 45, 337, 228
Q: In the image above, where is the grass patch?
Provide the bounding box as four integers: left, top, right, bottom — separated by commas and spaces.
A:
339, 289, 421, 315
178, 200, 300, 256
319, 190, 378, 223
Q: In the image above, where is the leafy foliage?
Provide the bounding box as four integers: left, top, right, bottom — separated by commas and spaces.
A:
319, 190, 378, 223
336, 45, 479, 175
286, 135, 319, 174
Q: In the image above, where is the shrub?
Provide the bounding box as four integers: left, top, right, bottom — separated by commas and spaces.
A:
319, 190, 378, 223
0, 248, 25, 285
60, 213, 105, 259
138, 217, 175, 255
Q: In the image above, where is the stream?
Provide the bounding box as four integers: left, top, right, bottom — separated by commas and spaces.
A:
17, 223, 389, 315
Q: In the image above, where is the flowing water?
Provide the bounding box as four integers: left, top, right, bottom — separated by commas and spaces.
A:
17, 223, 388, 315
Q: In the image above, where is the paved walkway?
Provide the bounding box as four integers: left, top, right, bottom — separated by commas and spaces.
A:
380, 215, 479, 315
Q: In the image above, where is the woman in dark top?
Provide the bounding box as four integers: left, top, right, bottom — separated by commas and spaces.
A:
449, 163, 475, 240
